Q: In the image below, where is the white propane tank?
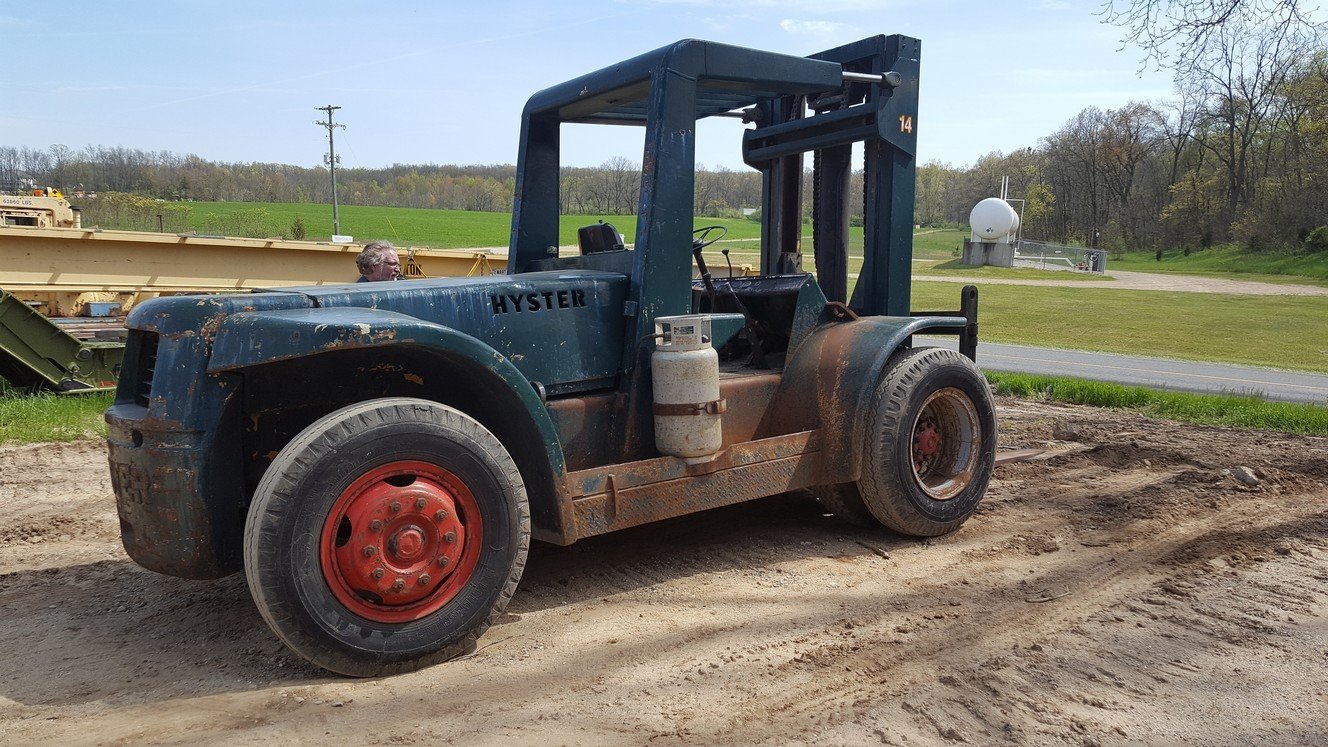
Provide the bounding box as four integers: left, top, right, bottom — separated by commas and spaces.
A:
969, 197, 1020, 242
651, 314, 724, 461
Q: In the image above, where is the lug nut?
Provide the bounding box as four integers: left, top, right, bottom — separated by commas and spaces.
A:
392, 578, 405, 592
419, 574, 431, 585
369, 519, 383, 532
372, 567, 385, 579
444, 531, 457, 543
362, 545, 377, 557
434, 509, 448, 521
437, 556, 450, 567
415, 497, 427, 510
390, 501, 402, 513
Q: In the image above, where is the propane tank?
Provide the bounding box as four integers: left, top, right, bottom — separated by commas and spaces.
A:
969, 197, 1020, 243
651, 314, 724, 461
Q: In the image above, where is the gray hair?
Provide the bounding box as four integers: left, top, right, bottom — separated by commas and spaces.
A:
356, 240, 396, 274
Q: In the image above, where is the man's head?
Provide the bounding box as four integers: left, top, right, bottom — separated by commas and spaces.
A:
356, 241, 401, 281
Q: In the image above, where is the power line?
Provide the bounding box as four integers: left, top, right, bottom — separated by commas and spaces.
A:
314, 105, 345, 237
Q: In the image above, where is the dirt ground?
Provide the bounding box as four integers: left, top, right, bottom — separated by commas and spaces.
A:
2, 398, 1326, 745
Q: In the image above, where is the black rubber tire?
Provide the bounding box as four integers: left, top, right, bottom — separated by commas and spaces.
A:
856, 347, 996, 537
243, 397, 529, 677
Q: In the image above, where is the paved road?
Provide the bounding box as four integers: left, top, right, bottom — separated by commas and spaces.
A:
916, 336, 1328, 405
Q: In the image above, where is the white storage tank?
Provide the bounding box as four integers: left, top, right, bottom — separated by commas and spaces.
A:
969, 197, 1020, 243
651, 315, 724, 461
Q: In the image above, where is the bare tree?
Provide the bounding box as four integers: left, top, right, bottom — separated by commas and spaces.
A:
1188, 21, 1305, 227
1103, 104, 1165, 244
1103, 0, 1323, 72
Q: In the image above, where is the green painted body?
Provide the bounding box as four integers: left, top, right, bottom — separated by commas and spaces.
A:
0, 289, 123, 392
106, 34, 981, 580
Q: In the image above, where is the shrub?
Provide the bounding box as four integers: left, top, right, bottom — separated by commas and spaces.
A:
77, 193, 190, 232
1305, 226, 1328, 252
291, 216, 307, 240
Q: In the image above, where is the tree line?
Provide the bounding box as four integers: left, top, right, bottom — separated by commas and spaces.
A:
919, 18, 1327, 254
0, 144, 766, 220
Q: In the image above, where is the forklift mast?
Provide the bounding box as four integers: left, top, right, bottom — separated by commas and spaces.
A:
745, 35, 919, 317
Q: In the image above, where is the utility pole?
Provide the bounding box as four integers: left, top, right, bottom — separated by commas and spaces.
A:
314, 105, 345, 237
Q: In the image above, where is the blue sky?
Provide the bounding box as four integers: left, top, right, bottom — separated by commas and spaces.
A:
2, 1, 1176, 171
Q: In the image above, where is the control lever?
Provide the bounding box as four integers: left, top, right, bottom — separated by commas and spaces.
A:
693, 242, 717, 311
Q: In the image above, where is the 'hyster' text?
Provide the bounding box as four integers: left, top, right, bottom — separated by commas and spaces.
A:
490, 289, 587, 315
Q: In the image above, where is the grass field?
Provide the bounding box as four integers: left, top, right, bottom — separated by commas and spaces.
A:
180, 201, 970, 259
0, 393, 113, 445
181, 201, 777, 250
1112, 246, 1328, 286
987, 372, 1328, 435
910, 281, 1328, 374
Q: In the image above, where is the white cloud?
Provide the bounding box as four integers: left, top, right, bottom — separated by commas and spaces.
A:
779, 19, 854, 42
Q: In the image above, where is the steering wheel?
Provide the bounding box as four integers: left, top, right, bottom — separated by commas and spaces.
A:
692, 225, 728, 251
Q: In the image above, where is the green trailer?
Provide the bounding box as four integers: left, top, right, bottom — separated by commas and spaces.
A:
0, 289, 123, 392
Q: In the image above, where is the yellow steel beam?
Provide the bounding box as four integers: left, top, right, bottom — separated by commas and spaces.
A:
0, 227, 507, 293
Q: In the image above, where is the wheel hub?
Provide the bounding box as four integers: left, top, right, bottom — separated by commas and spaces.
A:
388, 526, 427, 560
909, 387, 980, 501
320, 461, 481, 622
915, 421, 941, 457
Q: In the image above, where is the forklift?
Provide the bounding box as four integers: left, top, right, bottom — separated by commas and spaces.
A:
106, 34, 994, 676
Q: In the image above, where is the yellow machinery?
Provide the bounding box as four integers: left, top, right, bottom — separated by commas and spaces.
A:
0, 226, 507, 317
0, 225, 507, 391
0, 190, 80, 229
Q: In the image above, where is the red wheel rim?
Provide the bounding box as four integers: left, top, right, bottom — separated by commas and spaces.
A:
910, 387, 981, 501
320, 460, 483, 624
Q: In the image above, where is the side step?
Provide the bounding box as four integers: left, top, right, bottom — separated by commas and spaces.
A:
565, 430, 825, 541
0, 288, 124, 392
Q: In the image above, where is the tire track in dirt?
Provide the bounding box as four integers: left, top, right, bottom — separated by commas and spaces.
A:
700, 449, 1328, 743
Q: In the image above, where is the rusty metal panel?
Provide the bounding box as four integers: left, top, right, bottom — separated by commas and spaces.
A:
545, 391, 619, 473
760, 316, 967, 483
568, 432, 824, 539
565, 429, 820, 499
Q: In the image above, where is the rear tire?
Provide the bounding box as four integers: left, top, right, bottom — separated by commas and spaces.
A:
244, 397, 529, 677
855, 347, 996, 537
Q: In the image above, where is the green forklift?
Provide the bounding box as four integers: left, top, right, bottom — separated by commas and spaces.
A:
106, 34, 995, 676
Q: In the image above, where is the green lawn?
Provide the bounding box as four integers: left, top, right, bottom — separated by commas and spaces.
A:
180, 202, 968, 259
911, 228, 966, 260
182, 201, 778, 249
0, 392, 113, 445
910, 282, 1328, 374
1112, 246, 1328, 286
987, 372, 1328, 435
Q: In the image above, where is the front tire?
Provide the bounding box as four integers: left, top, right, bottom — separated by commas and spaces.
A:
822, 347, 996, 536
244, 398, 529, 677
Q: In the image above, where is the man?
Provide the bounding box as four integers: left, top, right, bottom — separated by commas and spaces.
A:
356, 240, 403, 282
